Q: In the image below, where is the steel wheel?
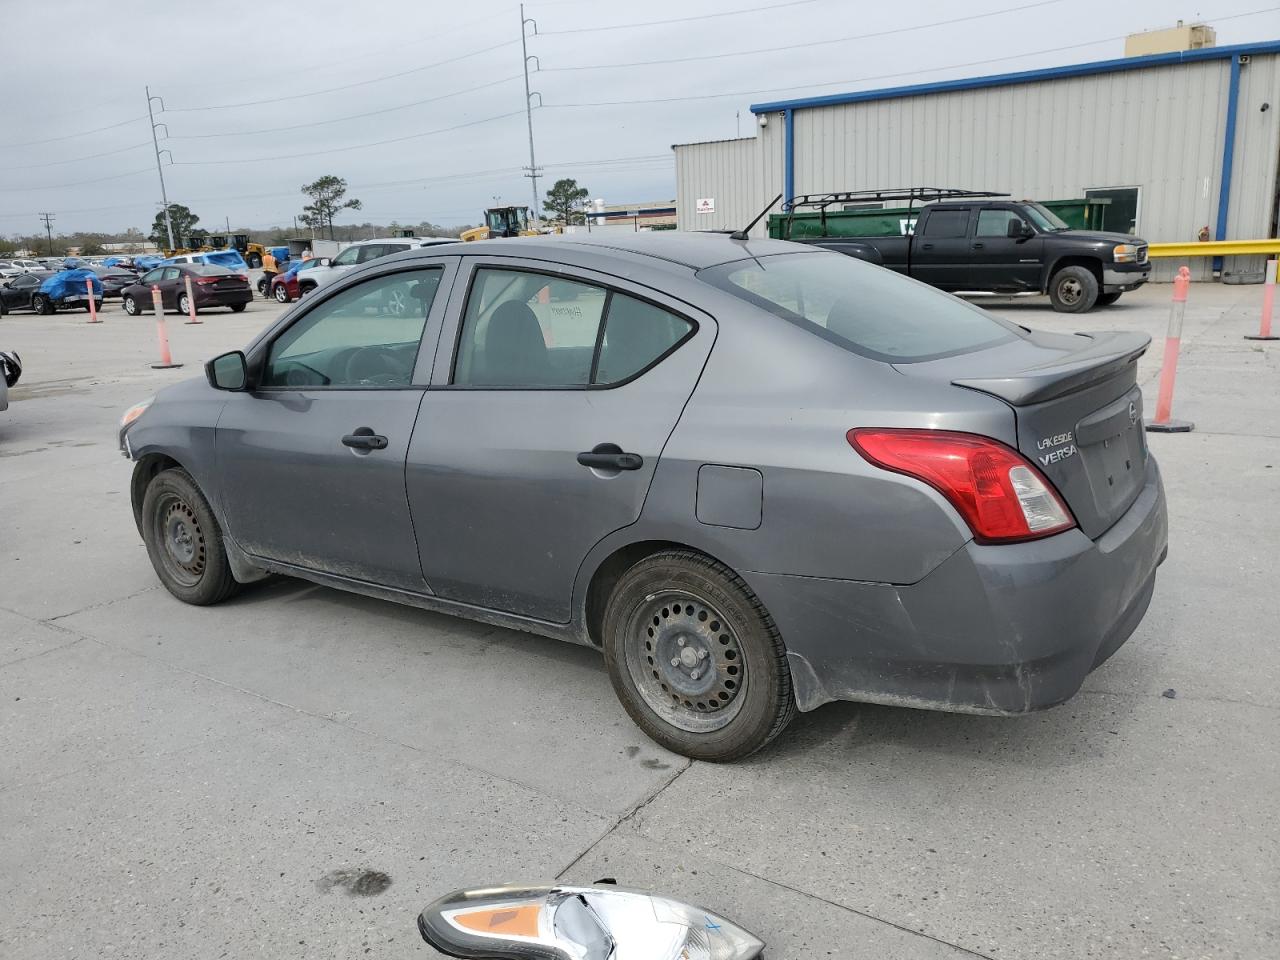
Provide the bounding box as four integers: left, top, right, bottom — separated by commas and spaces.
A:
1057, 276, 1083, 306
624, 591, 748, 734
153, 492, 207, 589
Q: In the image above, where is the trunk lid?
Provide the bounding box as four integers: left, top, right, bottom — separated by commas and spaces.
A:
895, 328, 1151, 539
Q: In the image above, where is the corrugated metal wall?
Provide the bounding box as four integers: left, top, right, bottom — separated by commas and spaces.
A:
675, 53, 1280, 280
674, 135, 782, 233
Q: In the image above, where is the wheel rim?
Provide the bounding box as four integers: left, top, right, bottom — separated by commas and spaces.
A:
124, 297, 136, 314
1058, 276, 1082, 305
179, 295, 190, 314
623, 591, 747, 733
154, 494, 206, 588
275, 285, 288, 302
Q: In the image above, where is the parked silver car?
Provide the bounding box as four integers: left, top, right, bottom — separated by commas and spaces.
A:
118, 234, 1168, 760
298, 236, 457, 295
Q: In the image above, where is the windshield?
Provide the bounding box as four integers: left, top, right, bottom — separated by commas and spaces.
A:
699, 251, 1017, 363
1023, 202, 1070, 231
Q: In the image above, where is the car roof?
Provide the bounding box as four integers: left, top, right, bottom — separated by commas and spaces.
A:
454, 231, 809, 270
348, 236, 455, 246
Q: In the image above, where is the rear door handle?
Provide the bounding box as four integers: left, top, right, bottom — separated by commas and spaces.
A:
577, 443, 643, 471
342, 428, 388, 451
972, 242, 985, 249
921, 242, 934, 250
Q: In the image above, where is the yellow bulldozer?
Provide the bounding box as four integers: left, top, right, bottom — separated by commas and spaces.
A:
461, 206, 542, 242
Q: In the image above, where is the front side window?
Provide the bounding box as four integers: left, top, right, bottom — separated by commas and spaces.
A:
922, 209, 970, 238
331, 245, 362, 267
263, 268, 442, 388
700, 252, 1016, 363
162, 267, 180, 281
975, 209, 1022, 238
453, 268, 692, 387
141, 269, 163, 284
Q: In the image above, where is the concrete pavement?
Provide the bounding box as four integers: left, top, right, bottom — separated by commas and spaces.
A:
1, 284, 1277, 959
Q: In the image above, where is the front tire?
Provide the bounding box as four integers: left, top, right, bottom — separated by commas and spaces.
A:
602, 550, 794, 761
123, 294, 141, 315
141, 468, 241, 606
178, 292, 193, 315
31, 294, 53, 315
1049, 265, 1099, 313
229, 303, 247, 312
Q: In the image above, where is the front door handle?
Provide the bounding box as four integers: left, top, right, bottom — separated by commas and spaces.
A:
972, 241, 985, 249
342, 427, 388, 451
577, 443, 643, 471
920, 242, 934, 250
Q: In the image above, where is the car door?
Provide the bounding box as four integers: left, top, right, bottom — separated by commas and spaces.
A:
4, 273, 39, 308
214, 260, 456, 590
910, 207, 974, 290
968, 206, 1043, 291
153, 266, 182, 307
408, 259, 714, 622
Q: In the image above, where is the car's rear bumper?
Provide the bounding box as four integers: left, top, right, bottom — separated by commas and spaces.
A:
196, 289, 252, 307
746, 457, 1168, 714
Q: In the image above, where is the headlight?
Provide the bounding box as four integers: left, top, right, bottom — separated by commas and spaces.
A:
120, 396, 154, 429
1113, 243, 1139, 263
420, 884, 765, 960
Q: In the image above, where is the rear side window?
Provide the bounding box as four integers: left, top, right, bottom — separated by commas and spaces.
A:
921, 209, 970, 238
699, 252, 1016, 363
453, 267, 692, 387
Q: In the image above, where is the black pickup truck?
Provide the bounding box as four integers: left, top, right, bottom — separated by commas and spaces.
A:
772, 189, 1152, 313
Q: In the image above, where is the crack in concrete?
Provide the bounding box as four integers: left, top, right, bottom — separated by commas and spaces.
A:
43, 585, 162, 623
0, 636, 84, 670
555, 758, 692, 881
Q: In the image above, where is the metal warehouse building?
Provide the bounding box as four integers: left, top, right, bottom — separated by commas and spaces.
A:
674, 40, 1280, 280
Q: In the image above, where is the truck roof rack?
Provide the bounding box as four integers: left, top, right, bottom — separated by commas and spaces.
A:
780, 187, 1010, 239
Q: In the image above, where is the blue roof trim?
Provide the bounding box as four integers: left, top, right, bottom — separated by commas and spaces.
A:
749, 39, 1280, 113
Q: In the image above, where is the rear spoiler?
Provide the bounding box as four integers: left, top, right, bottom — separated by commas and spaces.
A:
952, 331, 1151, 405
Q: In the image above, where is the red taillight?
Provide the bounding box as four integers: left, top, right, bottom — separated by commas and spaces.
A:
195, 276, 219, 285
847, 428, 1076, 544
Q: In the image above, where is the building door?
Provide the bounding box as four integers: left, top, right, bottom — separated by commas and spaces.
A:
1085, 187, 1140, 234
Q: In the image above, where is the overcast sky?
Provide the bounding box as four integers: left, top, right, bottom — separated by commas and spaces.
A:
1, 0, 1274, 236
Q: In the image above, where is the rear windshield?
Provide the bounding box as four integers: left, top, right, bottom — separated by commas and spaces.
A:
191, 265, 235, 277
698, 251, 1017, 363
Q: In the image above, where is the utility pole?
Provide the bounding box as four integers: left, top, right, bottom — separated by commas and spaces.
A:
38, 213, 55, 256
519, 4, 543, 222
145, 86, 176, 251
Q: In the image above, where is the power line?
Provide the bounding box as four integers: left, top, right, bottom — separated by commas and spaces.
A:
541, 0, 1066, 71
172, 110, 525, 166
538, 0, 824, 34
163, 38, 521, 112
167, 76, 522, 140
0, 115, 148, 151
0, 142, 152, 172
0, 167, 153, 192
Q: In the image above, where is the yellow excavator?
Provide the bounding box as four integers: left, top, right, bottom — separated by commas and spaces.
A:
461, 206, 542, 242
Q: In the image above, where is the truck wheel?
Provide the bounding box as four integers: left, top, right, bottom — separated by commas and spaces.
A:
1049, 265, 1099, 313
247, 253, 262, 269
1097, 292, 1122, 306
602, 550, 795, 762
141, 468, 241, 606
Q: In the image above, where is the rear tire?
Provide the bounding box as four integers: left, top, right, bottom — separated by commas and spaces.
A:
229, 303, 246, 312
274, 283, 291, 303
602, 550, 795, 761
247, 253, 262, 269
141, 468, 241, 606
1049, 265, 1099, 313
1097, 292, 1122, 306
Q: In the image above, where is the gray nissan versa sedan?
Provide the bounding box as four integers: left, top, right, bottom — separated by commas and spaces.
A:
118, 233, 1168, 761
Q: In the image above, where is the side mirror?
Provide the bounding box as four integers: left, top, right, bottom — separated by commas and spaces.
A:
206, 350, 249, 391
1007, 219, 1032, 239
419, 884, 764, 960
318, 257, 332, 267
